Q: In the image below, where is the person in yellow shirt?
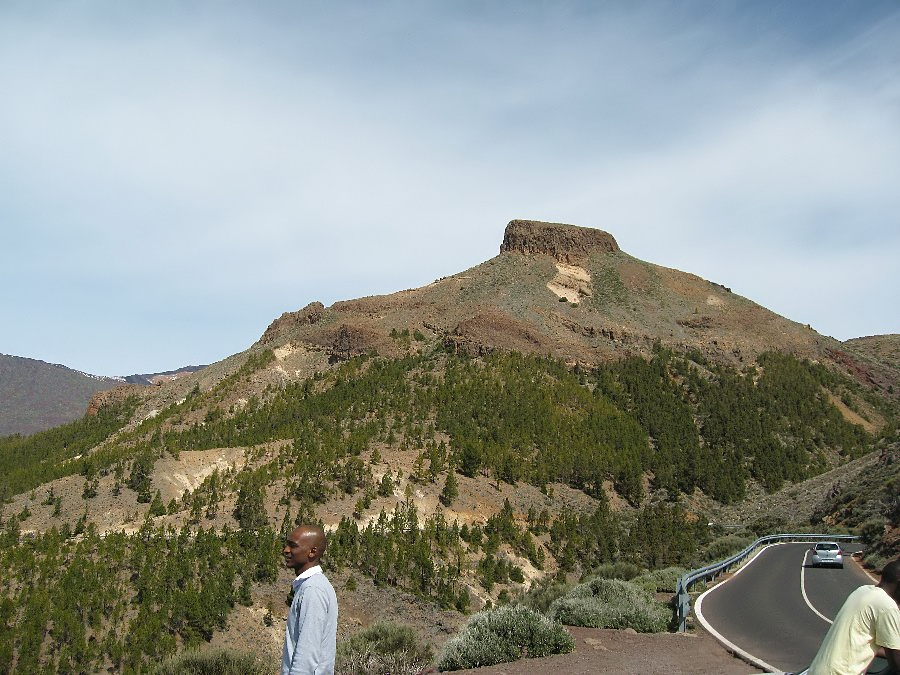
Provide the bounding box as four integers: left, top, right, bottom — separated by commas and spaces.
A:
806, 559, 900, 675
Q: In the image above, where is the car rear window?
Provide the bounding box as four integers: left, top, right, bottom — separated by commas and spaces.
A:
816, 543, 839, 550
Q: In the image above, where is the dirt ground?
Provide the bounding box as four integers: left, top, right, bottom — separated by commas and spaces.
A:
450, 626, 758, 675
217, 570, 757, 675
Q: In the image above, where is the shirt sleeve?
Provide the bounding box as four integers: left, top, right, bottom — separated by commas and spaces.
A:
876, 604, 900, 650
286, 583, 332, 675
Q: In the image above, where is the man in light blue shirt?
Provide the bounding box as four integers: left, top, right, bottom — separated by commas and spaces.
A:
281, 524, 338, 675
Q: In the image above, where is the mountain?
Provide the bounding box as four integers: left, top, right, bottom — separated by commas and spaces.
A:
0, 354, 121, 436
1, 220, 897, 673
0, 354, 208, 437
258, 219, 844, 368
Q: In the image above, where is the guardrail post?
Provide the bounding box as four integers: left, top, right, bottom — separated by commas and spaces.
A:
678, 584, 692, 632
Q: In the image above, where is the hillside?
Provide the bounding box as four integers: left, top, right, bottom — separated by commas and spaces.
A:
0, 220, 897, 674
0, 354, 120, 436
842, 334, 900, 396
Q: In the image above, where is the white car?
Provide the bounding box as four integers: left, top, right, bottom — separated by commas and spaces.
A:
809, 541, 844, 568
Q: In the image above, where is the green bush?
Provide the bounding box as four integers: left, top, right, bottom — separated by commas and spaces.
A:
698, 534, 754, 564
154, 648, 267, 674
515, 577, 573, 615
437, 605, 574, 671
337, 621, 433, 675
632, 566, 688, 594
860, 518, 893, 571
548, 578, 669, 632
585, 561, 643, 581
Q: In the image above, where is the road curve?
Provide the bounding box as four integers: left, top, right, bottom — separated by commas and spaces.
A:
695, 542, 871, 673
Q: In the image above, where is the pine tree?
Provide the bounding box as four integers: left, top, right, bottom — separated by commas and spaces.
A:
377, 471, 394, 497
149, 490, 166, 517
440, 470, 459, 507
234, 478, 268, 533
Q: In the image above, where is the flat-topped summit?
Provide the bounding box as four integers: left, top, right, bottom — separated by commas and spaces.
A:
249, 217, 853, 369
499, 219, 619, 263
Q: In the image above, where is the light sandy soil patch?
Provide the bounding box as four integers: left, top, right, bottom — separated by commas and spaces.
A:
155, 447, 248, 501
274, 343, 299, 360
706, 294, 726, 308
547, 263, 592, 304
825, 391, 878, 433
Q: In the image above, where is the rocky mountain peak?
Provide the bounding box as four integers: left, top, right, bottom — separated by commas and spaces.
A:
258, 301, 326, 345
499, 219, 619, 263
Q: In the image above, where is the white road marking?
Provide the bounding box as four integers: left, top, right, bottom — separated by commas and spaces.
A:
694, 542, 866, 674
694, 544, 785, 674
800, 549, 833, 625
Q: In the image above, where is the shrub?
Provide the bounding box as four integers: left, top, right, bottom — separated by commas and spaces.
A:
585, 561, 643, 581
154, 648, 267, 674
437, 605, 574, 671
515, 577, 572, 615
698, 534, 754, 564
861, 518, 893, 571
749, 515, 787, 537
336, 621, 433, 675
337, 650, 432, 675
632, 566, 688, 594
548, 578, 669, 632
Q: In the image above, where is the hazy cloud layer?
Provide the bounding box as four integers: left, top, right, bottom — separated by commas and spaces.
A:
2, 1, 898, 375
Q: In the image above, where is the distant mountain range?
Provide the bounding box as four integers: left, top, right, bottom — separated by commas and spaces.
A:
0, 354, 205, 436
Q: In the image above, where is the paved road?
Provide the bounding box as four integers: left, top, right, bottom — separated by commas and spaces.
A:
696, 542, 871, 673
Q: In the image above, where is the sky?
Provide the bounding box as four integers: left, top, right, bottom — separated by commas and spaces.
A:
2, 1, 898, 377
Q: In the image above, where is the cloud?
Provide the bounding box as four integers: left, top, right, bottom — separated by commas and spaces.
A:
1, 2, 898, 373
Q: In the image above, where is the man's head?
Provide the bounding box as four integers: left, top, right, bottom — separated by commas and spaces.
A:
880, 560, 900, 601
283, 524, 327, 574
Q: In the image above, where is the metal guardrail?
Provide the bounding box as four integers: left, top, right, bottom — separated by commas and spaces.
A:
676, 533, 860, 632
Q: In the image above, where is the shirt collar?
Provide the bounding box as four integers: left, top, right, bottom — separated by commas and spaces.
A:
293, 564, 322, 586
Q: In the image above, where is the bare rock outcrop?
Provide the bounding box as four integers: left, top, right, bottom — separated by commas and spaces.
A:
85, 385, 142, 416
328, 324, 379, 362
259, 302, 326, 345
500, 219, 619, 264
446, 311, 547, 357
826, 347, 880, 388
